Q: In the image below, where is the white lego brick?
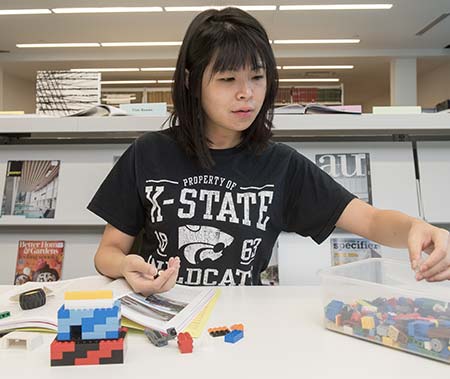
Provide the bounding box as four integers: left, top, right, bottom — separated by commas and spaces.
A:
1, 332, 43, 351
64, 298, 115, 310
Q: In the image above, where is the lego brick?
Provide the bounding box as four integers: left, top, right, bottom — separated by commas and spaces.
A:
230, 323, 244, 331
208, 326, 230, 337
65, 299, 115, 310
224, 329, 244, 344
177, 332, 193, 354
1, 331, 43, 350
361, 316, 375, 330
0, 311, 11, 319
64, 290, 113, 301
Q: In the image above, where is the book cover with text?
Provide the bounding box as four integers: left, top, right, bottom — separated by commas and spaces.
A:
315, 153, 372, 204
14, 240, 65, 284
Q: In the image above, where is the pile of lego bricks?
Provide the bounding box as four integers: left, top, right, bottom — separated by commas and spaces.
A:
50, 290, 127, 366
324, 296, 450, 363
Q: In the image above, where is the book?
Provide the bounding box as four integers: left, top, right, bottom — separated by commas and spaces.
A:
67, 104, 128, 117
36, 70, 101, 116
372, 106, 421, 114
1, 160, 60, 219
315, 153, 372, 204
273, 103, 361, 115
331, 237, 382, 266
0, 276, 216, 335
14, 240, 65, 285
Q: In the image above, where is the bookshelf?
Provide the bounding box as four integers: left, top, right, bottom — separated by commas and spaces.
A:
0, 114, 449, 285
275, 84, 344, 106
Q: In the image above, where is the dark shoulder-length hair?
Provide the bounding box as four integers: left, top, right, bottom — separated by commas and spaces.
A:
169, 7, 278, 170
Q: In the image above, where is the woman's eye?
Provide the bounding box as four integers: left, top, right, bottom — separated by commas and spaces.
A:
220, 77, 234, 82
253, 75, 264, 80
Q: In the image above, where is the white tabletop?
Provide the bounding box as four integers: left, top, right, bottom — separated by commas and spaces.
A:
0, 286, 448, 378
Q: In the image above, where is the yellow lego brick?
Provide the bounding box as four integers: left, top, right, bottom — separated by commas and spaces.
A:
361, 316, 375, 330
64, 290, 113, 301
382, 336, 394, 347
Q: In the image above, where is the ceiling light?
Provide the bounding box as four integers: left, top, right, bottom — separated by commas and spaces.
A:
52, 7, 163, 14
164, 6, 226, 12
0, 9, 52, 15
141, 67, 176, 71
102, 80, 157, 84
279, 4, 393, 11
283, 65, 354, 69
274, 39, 360, 44
165, 5, 276, 11
279, 78, 340, 82
101, 41, 182, 47
17, 43, 100, 48
157, 80, 175, 83
71, 68, 140, 72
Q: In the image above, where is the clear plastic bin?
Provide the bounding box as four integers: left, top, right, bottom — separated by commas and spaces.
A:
319, 258, 450, 364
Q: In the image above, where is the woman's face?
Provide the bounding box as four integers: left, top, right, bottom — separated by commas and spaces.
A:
200, 61, 267, 147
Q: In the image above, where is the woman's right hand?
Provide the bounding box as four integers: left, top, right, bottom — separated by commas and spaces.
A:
120, 254, 181, 296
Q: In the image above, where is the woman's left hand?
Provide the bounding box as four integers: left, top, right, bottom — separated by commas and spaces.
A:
408, 221, 450, 281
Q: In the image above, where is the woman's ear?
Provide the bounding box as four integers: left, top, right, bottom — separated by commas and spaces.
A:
185, 69, 189, 89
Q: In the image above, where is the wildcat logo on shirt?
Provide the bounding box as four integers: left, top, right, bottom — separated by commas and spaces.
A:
179, 225, 234, 264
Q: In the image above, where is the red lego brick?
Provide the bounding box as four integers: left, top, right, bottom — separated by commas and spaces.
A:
177, 332, 193, 354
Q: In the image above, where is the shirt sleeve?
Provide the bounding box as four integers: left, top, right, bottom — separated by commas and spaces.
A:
282, 149, 356, 244
87, 142, 145, 236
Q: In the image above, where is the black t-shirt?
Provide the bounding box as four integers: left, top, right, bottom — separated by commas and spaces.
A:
87, 129, 355, 285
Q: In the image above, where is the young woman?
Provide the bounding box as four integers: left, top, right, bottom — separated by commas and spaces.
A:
88, 8, 450, 295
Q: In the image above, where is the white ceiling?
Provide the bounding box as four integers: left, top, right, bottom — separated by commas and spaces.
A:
0, 0, 449, 88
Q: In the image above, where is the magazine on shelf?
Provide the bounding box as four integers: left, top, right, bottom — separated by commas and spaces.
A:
330, 237, 382, 266
0, 276, 216, 334
14, 240, 65, 285
67, 104, 128, 117
315, 152, 373, 204
273, 103, 361, 115
1, 160, 60, 219
36, 70, 101, 116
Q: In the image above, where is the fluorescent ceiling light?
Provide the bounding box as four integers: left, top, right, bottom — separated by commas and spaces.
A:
165, 6, 225, 11
101, 41, 182, 47
157, 80, 175, 83
274, 39, 360, 44
283, 65, 354, 69
16, 43, 100, 48
0, 9, 51, 15
279, 4, 393, 11
237, 6, 277, 11
141, 67, 176, 71
102, 80, 157, 84
71, 68, 140, 72
276, 66, 282, 69
52, 7, 163, 14
279, 78, 340, 82
165, 5, 276, 12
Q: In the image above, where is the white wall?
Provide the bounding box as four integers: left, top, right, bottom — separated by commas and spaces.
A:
0, 67, 4, 110
418, 61, 450, 109
2, 71, 35, 113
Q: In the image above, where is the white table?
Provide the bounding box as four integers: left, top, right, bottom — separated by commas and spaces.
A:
0, 286, 448, 378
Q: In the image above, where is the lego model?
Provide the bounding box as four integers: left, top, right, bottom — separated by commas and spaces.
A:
144, 327, 177, 347
50, 290, 127, 366
177, 332, 193, 354
324, 296, 450, 363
